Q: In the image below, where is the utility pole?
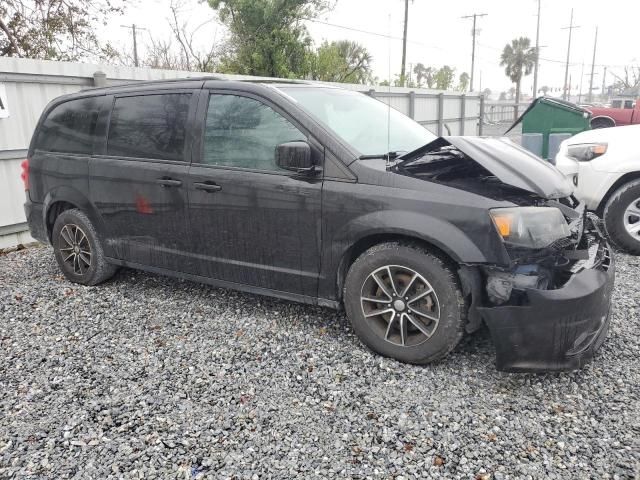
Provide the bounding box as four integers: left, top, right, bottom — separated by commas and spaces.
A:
561, 9, 580, 101
120, 24, 146, 67
532, 0, 541, 98
602, 66, 607, 99
400, 0, 409, 87
578, 62, 585, 104
588, 27, 598, 103
461, 13, 488, 92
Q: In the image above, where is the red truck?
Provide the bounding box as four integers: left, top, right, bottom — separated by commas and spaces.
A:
587, 98, 640, 128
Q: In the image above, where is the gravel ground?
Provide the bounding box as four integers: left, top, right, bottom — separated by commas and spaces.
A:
1, 245, 638, 479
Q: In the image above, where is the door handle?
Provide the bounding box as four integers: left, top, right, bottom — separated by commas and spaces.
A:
194, 181, 222, 192
156, 178, 182, 187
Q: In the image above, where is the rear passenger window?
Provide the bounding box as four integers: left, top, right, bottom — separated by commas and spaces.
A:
203, 94, 305, 171
107, 94, 190, 161
36, 97, 101, 154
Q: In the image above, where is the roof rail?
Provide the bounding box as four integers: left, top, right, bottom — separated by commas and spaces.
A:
105, 74, 227, 88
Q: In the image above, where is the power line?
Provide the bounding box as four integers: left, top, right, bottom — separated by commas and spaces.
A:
306, 18, 447, 51
461, 13, 488, 92
477, 41, 628, 69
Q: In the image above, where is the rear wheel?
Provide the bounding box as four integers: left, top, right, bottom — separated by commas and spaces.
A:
603, 180, 640, 255
590, 117, 615, 129
344, 242, 466, 364
52, 209, 118, 285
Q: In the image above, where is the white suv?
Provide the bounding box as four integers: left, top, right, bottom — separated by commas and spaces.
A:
556, 124, 640, 254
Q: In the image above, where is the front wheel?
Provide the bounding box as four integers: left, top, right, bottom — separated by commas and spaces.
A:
603, 180, 640, 255
344, 242, 466, 364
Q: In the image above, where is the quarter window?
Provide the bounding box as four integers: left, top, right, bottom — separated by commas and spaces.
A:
203, 94, 306, 171
107, 94, 190, 161
36, 97, 102, 154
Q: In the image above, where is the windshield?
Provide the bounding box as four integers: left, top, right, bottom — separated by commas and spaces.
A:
278, 86, 437, 156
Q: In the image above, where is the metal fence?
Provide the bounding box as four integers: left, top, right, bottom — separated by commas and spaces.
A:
483, 101, 530, 124
0, 57, 483, 248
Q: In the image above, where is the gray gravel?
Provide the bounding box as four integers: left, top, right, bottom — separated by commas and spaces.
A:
1, 245, 638, 479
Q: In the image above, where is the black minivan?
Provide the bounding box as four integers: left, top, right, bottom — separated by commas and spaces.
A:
24, 78, 614, 372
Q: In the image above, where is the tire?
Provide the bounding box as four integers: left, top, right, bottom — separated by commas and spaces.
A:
344, 242, 466, 364
52, 208, 118, 285
590, 117, 615, 129
603, 180, 640, 255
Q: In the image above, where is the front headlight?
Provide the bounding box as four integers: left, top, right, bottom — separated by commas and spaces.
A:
567, 142, 607, 162
489, 207, 571, 249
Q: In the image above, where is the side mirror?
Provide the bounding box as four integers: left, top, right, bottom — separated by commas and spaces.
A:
275, 141, 315, 173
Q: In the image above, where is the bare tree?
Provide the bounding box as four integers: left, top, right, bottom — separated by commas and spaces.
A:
166, 0, 223, 72
112, 0, 225, 73
610, 66, 640, 96
144, 37, 187, 71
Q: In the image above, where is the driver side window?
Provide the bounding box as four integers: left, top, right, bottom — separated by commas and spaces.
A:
203, 94, 306, 171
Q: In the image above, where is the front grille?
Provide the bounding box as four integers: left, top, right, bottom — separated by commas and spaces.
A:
570, 236, 611, 273
549, 236, 576, 251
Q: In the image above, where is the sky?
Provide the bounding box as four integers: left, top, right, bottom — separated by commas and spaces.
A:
107, 0, 640, 98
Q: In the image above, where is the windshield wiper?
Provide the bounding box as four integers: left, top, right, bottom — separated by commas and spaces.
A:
359, 151, 406, 160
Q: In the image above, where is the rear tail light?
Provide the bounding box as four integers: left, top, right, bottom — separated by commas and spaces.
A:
20, 159, 29, 190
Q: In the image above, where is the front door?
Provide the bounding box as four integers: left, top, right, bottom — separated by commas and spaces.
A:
187, 91, 322, 298
90, 91, 196, 272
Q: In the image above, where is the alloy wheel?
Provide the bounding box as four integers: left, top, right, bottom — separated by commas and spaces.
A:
58, 224, 92, 275
360, 265, 440, 347
623, 198, 640, 239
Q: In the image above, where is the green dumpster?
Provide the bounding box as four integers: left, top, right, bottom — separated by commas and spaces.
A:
505, 97, 591, 159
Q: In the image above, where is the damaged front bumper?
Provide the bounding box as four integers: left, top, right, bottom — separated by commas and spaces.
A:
477, 229, 615, 373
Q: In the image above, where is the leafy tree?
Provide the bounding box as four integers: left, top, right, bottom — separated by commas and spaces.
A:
539, 85, 550, 95
508, 86, 516, 99
499, 91, 507, 101
434, 65, 455, 90
0, 0, 124, 60
208, 0, 329, 78
482, 88, 492, 98
500, 36, 537, 108
310, 40, 372, 84
413, 63, 435, 88
458, 72, 469, 92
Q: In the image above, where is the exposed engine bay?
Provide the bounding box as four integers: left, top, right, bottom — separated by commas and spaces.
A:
394, 143, 541, 204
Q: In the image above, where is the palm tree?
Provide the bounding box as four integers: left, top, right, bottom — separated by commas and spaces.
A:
458, 72, 470, 92
413, 63, 436, 88
500, 37, 537, 111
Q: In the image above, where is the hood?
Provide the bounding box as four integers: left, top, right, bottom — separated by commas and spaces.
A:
395, 136, 574, 200
564, 123, 640, 144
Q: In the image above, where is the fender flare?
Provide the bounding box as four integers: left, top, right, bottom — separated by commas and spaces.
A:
42, 186, 109, 243
321, 209, 509, 302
